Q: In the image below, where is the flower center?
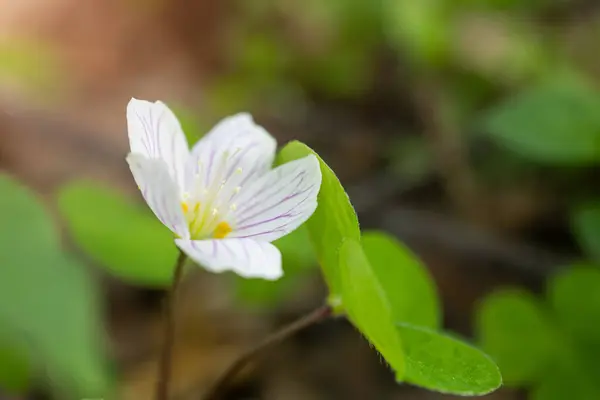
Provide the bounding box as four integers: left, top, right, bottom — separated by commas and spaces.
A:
181, 149, 245, 240
213, 221, 233, 239
181, 200, 233, 240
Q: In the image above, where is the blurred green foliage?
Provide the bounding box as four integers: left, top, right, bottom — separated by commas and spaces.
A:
481, 80, 600, 165
57, 181, 179, 286
477, 266, 600, 399
476, 289, 556, 385
0, 40, 62, 95
571, 203, 600, 263
0, 174, 109, 397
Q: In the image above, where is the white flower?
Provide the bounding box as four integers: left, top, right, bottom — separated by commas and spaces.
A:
126, 98, 322, 280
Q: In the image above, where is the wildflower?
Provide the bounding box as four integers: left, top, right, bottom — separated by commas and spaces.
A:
126, 99, 322, 280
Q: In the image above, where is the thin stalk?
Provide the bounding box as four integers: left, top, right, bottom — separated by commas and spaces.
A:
155, 250, 187, 400
202, 304, 333, 400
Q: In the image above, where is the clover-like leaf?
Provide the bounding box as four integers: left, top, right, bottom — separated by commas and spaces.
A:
571, 202, 600, 262
548, 266, 600, 343
362, 231, 440, 329
338, 238, 406, 377
0, 340, 31, 394
0, 174, 108, 397
277, 141, 360, 305
398, 323, 502, 395
481, 80, 600, 164
475, 289, 557, 385
57, 181, 178, 286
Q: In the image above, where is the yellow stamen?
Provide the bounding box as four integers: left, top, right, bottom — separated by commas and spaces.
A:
213, 221, 232, 239
181, 202, 189, 214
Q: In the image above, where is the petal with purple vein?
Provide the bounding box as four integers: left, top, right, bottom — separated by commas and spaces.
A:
229, 155, 322, 243
127, 98, 189, 190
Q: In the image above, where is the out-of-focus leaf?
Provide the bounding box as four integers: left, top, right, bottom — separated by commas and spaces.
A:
571, 202, 600, 262
398, 323, 502, 395
475, 289, 556, 385
362, 231, 440, 329
0, 174, 108, 397
57, 182, 178, 286
481, 81, 600, 164
234, 33, 290, 80
339, 238, 406, 377
277, 141, 360, 305
0, 339, 31, 393
384, 0, 451, 65
548, 266, 600, 343
233, 226, 316, 307
531, 365, 600, 400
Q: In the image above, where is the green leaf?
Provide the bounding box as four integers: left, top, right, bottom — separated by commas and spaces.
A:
361, 231, 440, 329
0, 174, 108, 396
0, 339, 31, 393
475, 289, 556, 386
481, 81, 600, 164
548, 266, 600, 343
233, 226, 316, 307
398, 323, 502, 395
277, 141, 360, 304
531, 366, 600, 400
571, 202, 600, 262
338, 238, 406, 377
56, 181, 178, 286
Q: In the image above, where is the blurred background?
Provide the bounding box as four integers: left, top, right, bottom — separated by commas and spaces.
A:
2, 0, 600, 399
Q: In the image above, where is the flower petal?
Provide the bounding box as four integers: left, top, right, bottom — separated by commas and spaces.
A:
175, 238, 283, 280
127, 98, 189, 190
186, 113, 276, 197
127, 153, 190, 239
228, 154, 322, 242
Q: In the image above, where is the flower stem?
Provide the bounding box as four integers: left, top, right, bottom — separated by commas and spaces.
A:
156, 250, 187, 400
202, 304, 333, 400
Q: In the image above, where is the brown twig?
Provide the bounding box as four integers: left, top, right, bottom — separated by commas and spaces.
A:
156, 250, 187, 400
201, 304, 333, 400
